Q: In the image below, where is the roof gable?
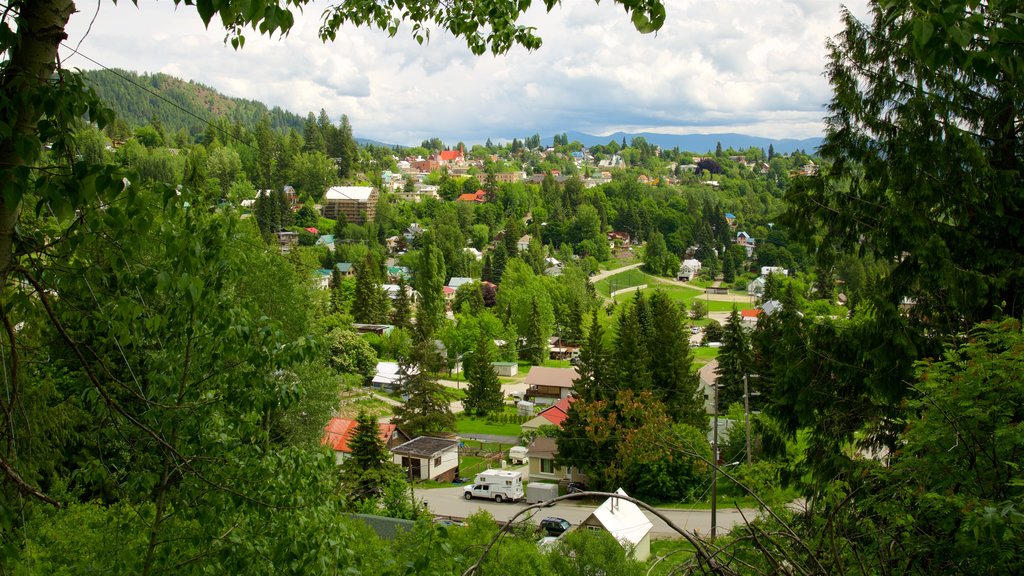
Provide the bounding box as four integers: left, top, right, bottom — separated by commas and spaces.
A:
587, 489, 653, 546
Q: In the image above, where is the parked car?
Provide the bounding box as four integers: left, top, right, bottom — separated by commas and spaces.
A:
566, 481, 587, 494
539, 517, 572, 536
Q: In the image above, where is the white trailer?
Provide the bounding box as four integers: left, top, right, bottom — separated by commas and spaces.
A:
463, 469, 524, 503
509, 446, 529, 465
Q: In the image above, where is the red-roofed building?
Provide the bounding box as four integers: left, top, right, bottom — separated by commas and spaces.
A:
305, 227, 319, 235
321, 418, 410, 465
438, 149, 463, 163
740, 309, 762, 323
522, 396, 575, 432
456, 190, 487, 203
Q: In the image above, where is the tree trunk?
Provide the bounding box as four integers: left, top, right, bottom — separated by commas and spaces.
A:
0, 0, 74, 277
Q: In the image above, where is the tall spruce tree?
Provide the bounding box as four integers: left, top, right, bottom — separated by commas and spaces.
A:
391, 275, 412, 330
393, 338, 454, 436
353, 251, 389, 324
647, 291, 703, 428
716, 306, 754, 410
524, 296, 546, 366
614, 295, 652, 392
463, 334, 503, 416
573, 308, 615, 402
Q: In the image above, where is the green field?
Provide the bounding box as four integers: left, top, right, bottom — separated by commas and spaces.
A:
594, 268, 649, 296
690, 346, 719, 365
646, 539, 698, 576
611, 282, 756, 312
455, 408, 525, 437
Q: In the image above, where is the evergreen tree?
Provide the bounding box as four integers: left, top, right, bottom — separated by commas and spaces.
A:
614, 296, 652, 392
524, 296, 546, 365
302, 112, 325, 153
340, 412, 406, 502
337, 114, 358, 179
573, 309, 616, 402
491, 242, 508, 284
481, 253, 493, 283
353, 251, 390, 324
647, 291, 704, 428
767, 143, 775, 160
393, 339, 455, 436
716, 307, 754, 410
463, 334, 503, 416
391, 275, 412, 329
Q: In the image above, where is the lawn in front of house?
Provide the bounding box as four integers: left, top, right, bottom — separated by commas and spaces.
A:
455, 407, 527, 437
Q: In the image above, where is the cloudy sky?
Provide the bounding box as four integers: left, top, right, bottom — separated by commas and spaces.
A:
61, 0, 869, 146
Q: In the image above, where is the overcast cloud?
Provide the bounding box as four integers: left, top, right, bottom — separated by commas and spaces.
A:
61, 0, 870, 146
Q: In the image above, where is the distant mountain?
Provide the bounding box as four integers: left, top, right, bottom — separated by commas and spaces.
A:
81, 69, 305, 137
560, 131, 822, 155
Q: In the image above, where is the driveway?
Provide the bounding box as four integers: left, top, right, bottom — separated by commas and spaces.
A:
419, 484, 754, 539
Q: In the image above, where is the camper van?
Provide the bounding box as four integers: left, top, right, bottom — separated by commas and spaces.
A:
509, 446, 529, 465
463, 469, 524, 503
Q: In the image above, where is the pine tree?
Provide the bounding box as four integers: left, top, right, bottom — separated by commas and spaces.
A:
393, 339, 455, 436
463, 334, 503, 416
353, 252, 389, 323
716, 307, 754, 410
302, 112, 325, 153
614, 296, 652, 392
574, 309, 615, 402
347, 409, 388, 472
647, 291, 704, 428
391, 275, 412, 329
491, 242, 508, 284
338, 114, 358, 179
524, 296, 546, 366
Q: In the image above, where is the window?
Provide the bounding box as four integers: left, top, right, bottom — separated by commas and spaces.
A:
541, 459, 554, 473
434, 456, 442, 466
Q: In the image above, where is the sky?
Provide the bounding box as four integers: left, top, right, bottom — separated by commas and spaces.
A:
60, 0, 870, 146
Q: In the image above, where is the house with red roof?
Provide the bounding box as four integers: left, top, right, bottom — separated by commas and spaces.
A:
521, 396, 575, 432
456, 190, 487, 203
740, 308, 762, 324
321, 417, 410, 465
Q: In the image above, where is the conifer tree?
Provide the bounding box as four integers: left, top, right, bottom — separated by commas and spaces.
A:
353, 251, 389, 324
463, 334, 503, 416
393, 339, 455, 437
647, 291, 703, 428
391, 275, 412, 330
716, 306, 754, 410
573, 309, 615, 402
524, 296, 547, 366
341, 409, 404, 501
614, 296, 652, 392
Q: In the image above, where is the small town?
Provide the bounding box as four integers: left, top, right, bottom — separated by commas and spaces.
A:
2, 1, 1021, 575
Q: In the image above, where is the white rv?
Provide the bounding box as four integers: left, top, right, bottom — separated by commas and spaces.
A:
463, 469, 524, 503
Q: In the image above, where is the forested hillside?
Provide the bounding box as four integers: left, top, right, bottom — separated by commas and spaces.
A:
81, 69, 304, 138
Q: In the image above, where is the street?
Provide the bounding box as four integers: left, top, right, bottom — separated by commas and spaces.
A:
418, 484, 755, 539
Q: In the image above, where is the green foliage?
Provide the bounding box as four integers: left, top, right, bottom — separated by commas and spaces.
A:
463, 333, 504, 416
326, 328, 379, 378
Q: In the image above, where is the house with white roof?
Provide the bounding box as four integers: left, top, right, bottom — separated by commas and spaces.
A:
321, 186, 379, 224
580, 489, 654, 561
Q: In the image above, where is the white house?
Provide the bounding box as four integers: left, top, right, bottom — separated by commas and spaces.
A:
677, 259, 702, 281
748, 276, 767, 297
580, 489, 654, 561
760, 266, 788, 277
391, 436, 460, 482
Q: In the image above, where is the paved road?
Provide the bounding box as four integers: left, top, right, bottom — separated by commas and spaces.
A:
419, 485, 753, 539
590, 262, 643, 282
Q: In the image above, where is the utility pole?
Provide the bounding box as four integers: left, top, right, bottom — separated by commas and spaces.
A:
744, 373, 752, 466
711, 380, 719, 541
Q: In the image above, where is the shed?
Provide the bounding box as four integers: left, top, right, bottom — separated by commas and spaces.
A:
526, 482, 559, 504
491, 362, 518, 377
581, 488, 654, 560
516, 400, 535, 417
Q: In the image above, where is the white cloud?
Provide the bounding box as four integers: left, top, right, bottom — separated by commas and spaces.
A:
61, 0, 870, 145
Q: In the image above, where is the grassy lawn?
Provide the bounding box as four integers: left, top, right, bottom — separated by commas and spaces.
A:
691, 347, 720, 364
335, 390, 393, 419
595, 268, 650, 296
647, 539, 697, 575
455, 409, 525, 437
